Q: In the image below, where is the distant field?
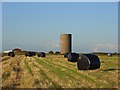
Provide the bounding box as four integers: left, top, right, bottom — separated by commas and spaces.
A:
0, 54, 119, 89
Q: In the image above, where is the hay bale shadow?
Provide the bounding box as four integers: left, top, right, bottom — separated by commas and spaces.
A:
103, 68, 119, 71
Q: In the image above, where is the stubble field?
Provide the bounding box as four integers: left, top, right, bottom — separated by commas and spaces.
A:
0, 54, 119, 89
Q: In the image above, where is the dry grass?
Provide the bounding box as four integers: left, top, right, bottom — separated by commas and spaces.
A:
1, 55, 119, 89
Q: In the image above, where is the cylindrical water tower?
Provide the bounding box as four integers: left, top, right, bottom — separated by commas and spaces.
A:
60, 34, 72, 54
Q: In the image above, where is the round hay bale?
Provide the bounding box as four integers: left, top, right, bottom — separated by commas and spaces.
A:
107, 53, 113, 57
64, 53, 69, 58
26, 52, 33, 57
25, 52, 28, 57
67, 53, 79, 62
77, 54, 100, 70
38, 52, 46, 57
38, 54, 40, 57
48, 51, 54, 54
32, 52, 36, 56
55, 51, 60, 55
8, 52, 15, 57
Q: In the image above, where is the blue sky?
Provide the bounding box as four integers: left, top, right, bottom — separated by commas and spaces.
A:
0, 2, 2, 52
1, 0, 119, 2
2, 2, 118, 53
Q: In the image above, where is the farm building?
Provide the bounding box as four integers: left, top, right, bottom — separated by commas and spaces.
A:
3, 50, 13, 53
12, 48, 22, 52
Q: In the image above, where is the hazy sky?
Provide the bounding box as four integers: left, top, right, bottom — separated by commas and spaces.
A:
2, 2, 118, 53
